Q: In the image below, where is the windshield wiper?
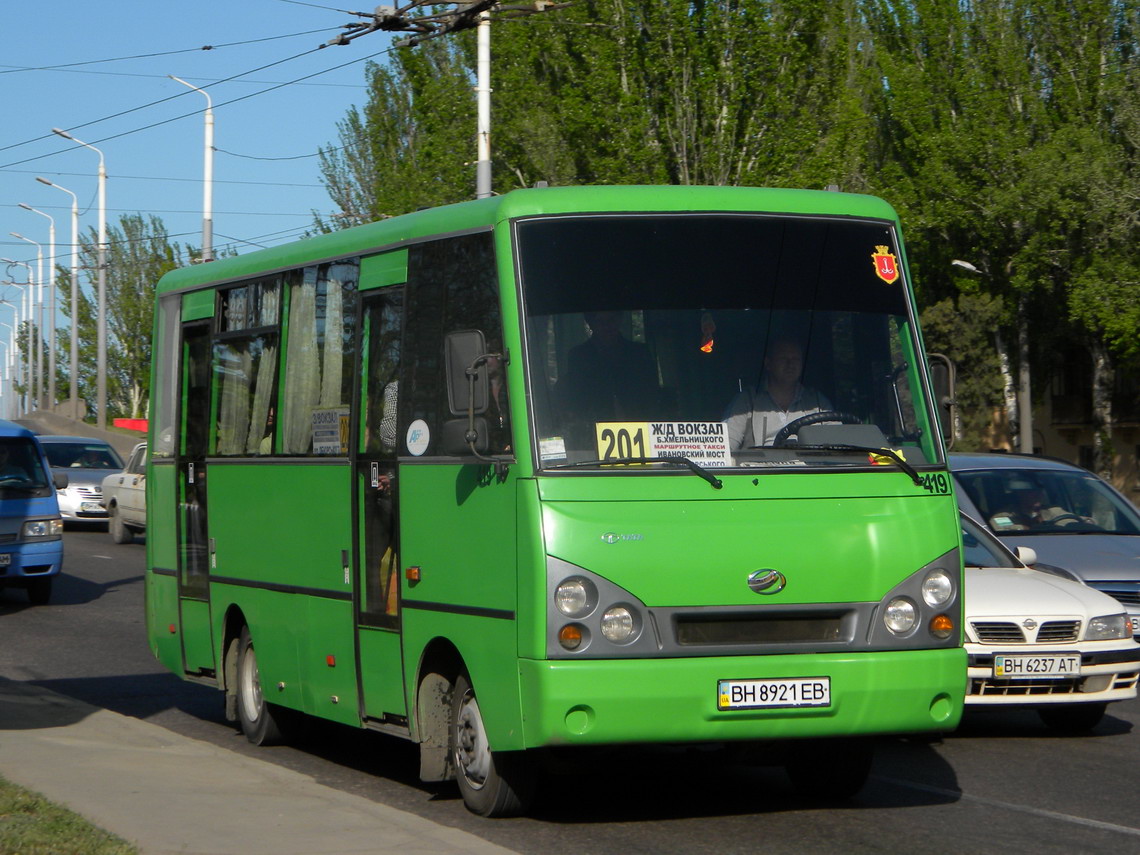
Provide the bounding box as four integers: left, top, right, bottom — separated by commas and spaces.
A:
792, 444, 923, 486
549, 456, 723, 489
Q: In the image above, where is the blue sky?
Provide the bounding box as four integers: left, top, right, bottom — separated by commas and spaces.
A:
1, 0, 406, 286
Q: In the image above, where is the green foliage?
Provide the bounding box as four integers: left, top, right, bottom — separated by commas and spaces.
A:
61, 214, 190, 420
0, 774, 138, 855
316, 0, 1140, 460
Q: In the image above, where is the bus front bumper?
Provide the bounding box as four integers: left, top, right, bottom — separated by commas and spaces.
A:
517, 648, 965, 748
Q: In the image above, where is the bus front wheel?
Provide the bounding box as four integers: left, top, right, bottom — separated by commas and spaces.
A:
450, 673, 535, 817
236, 626, 286, 746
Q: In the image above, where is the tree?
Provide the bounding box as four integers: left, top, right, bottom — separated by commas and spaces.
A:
62, 214, 190, 420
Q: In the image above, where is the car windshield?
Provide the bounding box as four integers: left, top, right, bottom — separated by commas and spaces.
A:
42, 442, 123, 470
961, 513, 1020, 568
956, 467, 1140, 536
517, 214, 941, 473
0, 437, 52, 494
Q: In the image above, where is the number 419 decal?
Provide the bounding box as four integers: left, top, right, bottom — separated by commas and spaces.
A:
920, 472, 951, 494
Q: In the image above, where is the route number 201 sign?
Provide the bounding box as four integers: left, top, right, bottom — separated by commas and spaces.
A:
594, 422, 732, 468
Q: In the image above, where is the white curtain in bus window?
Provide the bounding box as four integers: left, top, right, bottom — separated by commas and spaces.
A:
282, 261, 358, 455
213, 282, 280, 456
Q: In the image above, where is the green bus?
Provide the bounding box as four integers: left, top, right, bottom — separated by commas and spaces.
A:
146, 185, 964, 816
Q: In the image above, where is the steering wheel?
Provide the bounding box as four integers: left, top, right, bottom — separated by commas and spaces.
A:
1045, 513, 1086, 525
772, 411, 861, 446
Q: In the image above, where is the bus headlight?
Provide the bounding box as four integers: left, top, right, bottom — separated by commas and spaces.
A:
921, 570, 954, 607
555, 577, 596, 618
600, 606, 637, 643
884, 597, 917, 634
1086, 614, 1130, 640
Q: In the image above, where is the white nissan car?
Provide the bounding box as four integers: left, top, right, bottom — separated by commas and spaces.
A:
961, 512, 1139, 731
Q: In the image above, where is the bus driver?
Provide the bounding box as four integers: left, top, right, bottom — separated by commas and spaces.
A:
723, 334, 831, 448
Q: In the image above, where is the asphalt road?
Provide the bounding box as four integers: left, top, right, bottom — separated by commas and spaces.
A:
3, 526, 1140, 854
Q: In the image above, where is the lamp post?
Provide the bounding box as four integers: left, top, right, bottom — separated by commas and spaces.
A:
36, 176, 80, 418
9, 235, 42, 408
0, 272, 30, 414
52, 128, 107, 429
17, 203, 56, 408
169, 76, 214, 261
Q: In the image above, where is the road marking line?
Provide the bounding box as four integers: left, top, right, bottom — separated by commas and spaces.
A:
875, 776, 1140, 838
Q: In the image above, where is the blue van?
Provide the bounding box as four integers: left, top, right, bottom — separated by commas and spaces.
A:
0, 420, 66, 605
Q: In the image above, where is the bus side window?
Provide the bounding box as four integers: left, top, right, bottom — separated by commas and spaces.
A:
401, 232, 511, 457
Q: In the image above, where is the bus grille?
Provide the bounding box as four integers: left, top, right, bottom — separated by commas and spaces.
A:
675, 614, 846, 645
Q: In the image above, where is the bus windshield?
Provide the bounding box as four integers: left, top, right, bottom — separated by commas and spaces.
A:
517, 213, 941, 472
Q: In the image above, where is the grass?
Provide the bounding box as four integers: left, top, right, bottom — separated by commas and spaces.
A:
0, 774, 138, 855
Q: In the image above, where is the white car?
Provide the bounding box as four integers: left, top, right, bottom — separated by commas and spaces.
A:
101, 442, 146, 543
962, 512, 1139, 731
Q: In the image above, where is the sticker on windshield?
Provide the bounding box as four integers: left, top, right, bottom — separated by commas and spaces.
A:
872, 245, 900, 284
539, 436, 567, 463
594, 422, 731, 468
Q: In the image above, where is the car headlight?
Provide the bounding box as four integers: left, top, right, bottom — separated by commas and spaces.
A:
1086, 614, 1130, 641
883, 597, 917, 634
921, 570, 954, 607
23, 518, 63, 539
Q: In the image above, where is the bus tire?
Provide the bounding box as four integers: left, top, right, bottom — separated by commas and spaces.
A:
27, 577, 52, 605
450, 673, 536, 817
109, 508, 133, 544
1038, 703, 1106, 733
236, 626, 286, 746
785, 737, 873, 801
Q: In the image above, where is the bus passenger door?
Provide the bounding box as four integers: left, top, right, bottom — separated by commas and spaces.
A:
177, 323, 215, 675
355, 289, 407, 721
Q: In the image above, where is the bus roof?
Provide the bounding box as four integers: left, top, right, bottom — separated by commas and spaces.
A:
155, 184, 900, 295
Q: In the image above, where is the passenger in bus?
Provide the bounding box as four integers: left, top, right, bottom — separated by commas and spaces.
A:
723, 334, 831, 448
561, 310, 658, 425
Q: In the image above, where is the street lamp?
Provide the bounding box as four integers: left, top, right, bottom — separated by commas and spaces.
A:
36, 176, 80, 418
8, 234, 42, 408
17, 203, 56, 408
168, 76, 215, 262
0, 272, 31, 414
52, 127, 107, 429
952, 258, 1032, 454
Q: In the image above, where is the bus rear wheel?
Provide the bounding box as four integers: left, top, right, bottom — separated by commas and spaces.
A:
236, 626, 287, 746
450, 673, 536, 817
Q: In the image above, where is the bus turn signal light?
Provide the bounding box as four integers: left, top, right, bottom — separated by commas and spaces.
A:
930, 614, 955, 639
559, 624, 583, 650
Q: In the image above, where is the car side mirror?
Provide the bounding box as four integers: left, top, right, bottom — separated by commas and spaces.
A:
52, 471, 68, 490
1015, 545, 1037, 566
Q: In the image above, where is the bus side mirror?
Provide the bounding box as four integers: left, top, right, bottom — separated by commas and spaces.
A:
445, 330, 489, 417
52, 471, 68, 490
927, 352, 956, 449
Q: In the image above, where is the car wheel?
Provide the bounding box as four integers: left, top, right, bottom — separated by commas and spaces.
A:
236, 626, 290, 746
785, 737, 874, 800
26, 577, 52, 606
1038, 703, 1107, 733
109, 508, 133, 544
450, 672, 536, 817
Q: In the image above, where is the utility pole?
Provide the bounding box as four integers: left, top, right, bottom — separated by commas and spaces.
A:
323, 2, 573, 199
